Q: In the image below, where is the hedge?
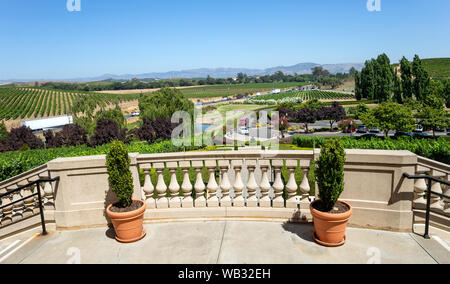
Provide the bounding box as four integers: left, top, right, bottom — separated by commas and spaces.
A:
0, 141, 200, 182
293, 136, 450, 164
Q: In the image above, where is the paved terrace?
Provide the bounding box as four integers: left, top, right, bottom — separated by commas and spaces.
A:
1, 221, 448, 264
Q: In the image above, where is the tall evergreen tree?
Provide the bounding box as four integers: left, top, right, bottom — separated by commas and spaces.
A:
412, 55, 430, 102
399, 57, 413, 99
393, 75, 403, 104
374, 53, 395, 102
354, 71, 362, 101
361, 60, 376, 100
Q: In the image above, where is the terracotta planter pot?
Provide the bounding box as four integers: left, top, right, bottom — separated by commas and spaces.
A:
106, 199, 146, 243
310, 200, 352, 247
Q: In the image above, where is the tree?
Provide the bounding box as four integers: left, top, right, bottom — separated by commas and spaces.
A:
360, 60, 376, 100
374, 53, 395, 102
393, 75, 403, 104
70, 95, 99, 136
320, 102, 346, 129
354, 71, 362, 101
139, 87, 194, 121
44, 124, 88, 148
360, 102, 415, 137
0, 126, 44, 152
89, 119, 128, 147
349, 67, 357, 76
416, 105, 449, 137
296, 108, 318, 134
95, 105, 126, 129
412, 55, 430, 102
400, 57, 413, 99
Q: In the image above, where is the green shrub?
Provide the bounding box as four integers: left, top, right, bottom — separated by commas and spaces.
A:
315, 139, 346, 211
106, 141, 134, 208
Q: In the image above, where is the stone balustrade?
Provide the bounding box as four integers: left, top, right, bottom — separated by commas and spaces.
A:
138, 155, 312, 210
0, 165, 56, 238
2, 149, 449, 241
412, 156, 450, 237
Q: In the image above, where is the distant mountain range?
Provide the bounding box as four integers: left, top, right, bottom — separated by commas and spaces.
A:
0, 62, 364, 83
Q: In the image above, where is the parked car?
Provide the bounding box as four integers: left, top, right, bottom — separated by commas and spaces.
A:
343, 127, 356, 133
130, 111, 140, 117
357, 125, 368, 133
369, 128, 381, 134
413, 124, 424, 133
238, 127, 249, 135
414, 132, 432, 139
394, 131, 414, 139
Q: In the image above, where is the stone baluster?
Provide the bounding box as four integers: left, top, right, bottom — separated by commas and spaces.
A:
413, 166, 429, 210
232, 160, 245, 207
218, 160, 232, 207
39, 173, 55, 210
141, 164, 156, 209
246, 160, 259, 207
193, 161, 206, 207
1, 195, 13, 226
179, 161, 193, 208
272, 160, 285, 208
285, 160, 298, 209
430, 170, 445, 213
443, 174, 449, 215
154, 163, 168, 209
167, 162, 181, 208
20, 180, 35, 217
259, 160, 272, 208
205, 160, 219, 207
10, 185, 24, 222
299, 160, 311, 211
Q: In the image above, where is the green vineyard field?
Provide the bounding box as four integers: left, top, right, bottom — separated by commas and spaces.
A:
245, 90, 355, 104
0, 88, 139, 121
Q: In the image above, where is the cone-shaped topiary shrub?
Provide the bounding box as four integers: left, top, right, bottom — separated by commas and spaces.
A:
106, 140, 134, 208
315, 139, 346, 211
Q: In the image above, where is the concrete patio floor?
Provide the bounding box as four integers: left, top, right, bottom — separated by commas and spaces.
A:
1, 221, 448, 264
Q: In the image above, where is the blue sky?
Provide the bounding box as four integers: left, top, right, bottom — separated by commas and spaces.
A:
0, 0, 449, 80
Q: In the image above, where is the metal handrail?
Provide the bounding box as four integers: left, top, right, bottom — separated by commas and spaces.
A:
0, 177, 60, 236
403, 173, 449, 239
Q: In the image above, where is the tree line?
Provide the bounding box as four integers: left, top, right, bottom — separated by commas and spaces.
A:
355, 54, 450, 107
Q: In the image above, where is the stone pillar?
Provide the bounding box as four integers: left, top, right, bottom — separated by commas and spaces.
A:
232, 160, 245, 207
141, 164, 156, 209
167, 162, 181, 208
180, 161, 193, 208
246, 160, 259, 207
285, 160, 298, 209
218, 160, 232, 207
206, 160, 219, 207
154, 163, 168, 209
193, 161, 206, 208
272, 160, 285, 208
259, 160, 272, 208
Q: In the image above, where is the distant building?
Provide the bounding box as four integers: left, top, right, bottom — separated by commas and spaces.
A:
21, 116, 73, 132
